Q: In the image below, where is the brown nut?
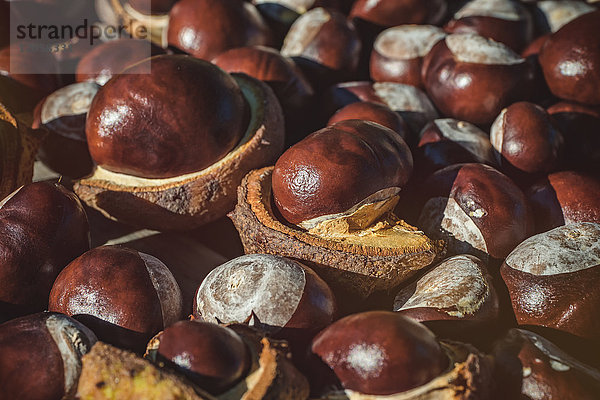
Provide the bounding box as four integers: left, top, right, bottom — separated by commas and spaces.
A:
0, 312, 97, 400
538, 10, 600, 105
416, 163, 533, 260
349, 0, 448, 28
168, 0, 272, 61
157, 321, 251, 394
422, 33, 531, 126
370, 25, 447, 88
74, 56, 285, 230
501, 222, 600, 340
533, 0, 596, 34
48, 245, 183, 352
445, 0, 534, 52
32, 82, 99, 178
493, 328, 600, 399
0, 182, 90, 318
527, 171, 600, 233
327, 101, 409, 141
129, 0, 178, 15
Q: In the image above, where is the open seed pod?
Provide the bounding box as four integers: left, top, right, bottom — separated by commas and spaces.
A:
145, 323, 310, 400
74, 56, 284, 231
106, 0, 170, 47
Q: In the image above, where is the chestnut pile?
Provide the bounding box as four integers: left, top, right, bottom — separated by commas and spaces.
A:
1, 0, 600, 399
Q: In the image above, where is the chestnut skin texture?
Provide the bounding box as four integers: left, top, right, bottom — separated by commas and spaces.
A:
350, 0, 447, 27
0, 182, 90, 318
539, 11, 600, 105
272, 120, 413, 225
311, 311, 448, 395
76, 39, 167, 85
86, 55, 248, 179
158, 321, 250, 394
327, 101, 409, 141
168, 0, 272, 61
527, 171, 600, 233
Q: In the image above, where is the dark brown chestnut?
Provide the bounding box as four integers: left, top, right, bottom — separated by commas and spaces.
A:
415, 163, 533, 260
48, 245, 183, 351
349, 0, 448, 28
527, 171, 600, 233
272, 119, 413, 226
327, 101, 409, 141
0, 182, 90, 319
0, 312, 97, 400
311, 311, 448, 395
533, 0, 596, 34
538, 10, 600, 105
167, 0, 272, 61
370, 25, 447, 88
86, 55, 248, 179
157, 320, 251, 394
422, 33, 531, 125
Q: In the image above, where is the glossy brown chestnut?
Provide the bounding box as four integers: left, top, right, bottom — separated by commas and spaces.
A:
86, 55, 248, 179
272, 120, 413, 225
349, 0, 447, 28
75, 38, 166, 85
311, 311, 448, 395
32, 82, 99, 178
493, 329, 600, 399
0, 312, 97, 400
370, 25, 447, 88
501, 222, 600, 340
415, 163, 533, 260
0, 182, 90, 318
490, 101, 564, 181
538, 11, 600, 105
280, 8, 361, 87
527, 171, 600, 233
327, 101, 409, 141
157, 320, 251, 394
445, 0, 534, 52
533, 0, 596, 34
48, 245, 183, 351
168, 0, 272, 61
422, 33, 531, 125
194, 254, 336, 338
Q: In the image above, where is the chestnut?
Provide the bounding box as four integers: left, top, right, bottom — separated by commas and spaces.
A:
490, 101, 564, 182
48, 245, 183, 352
327, 101, 409, 141
280, 8, 361, 88
74, 54, 284, 230
533, 0, 596, 34
0, 312, 97, 400
415, 163, 533, 260
76, 38, 167, 85
445, 0, 534, 52
129, 0, 178, 15
493, 328, 600, 399
168, 0, 272, 61
32, 82, 99, 178
422, 33, 531, 126
538, 10, 600, 105
527, 171, 600, 233
501, 222, 600, 341
0, 182, 90, 318
416, 118, 498, 175
370, 25, 447, 88
157, 320, 250, 394
349, 0, 448, 28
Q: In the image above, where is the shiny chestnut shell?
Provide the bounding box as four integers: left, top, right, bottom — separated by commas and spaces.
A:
327, 101, 409, 141
311, 311, 448, 395
349, 0, 447, 27
272, 120, 413, 225
86, 55, 248, 179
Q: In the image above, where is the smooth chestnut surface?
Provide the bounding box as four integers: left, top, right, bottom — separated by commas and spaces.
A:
168, 0, 272, 61
0, 312, 97, 400
527, 171, 600, 233
157, 320, 250, 394
86, 55, 248, 179
416, 163, 533, 260
0, 182, 90, 318
501, 222, 600, 340
533, 0, 596, 34
48, 245, 183, 351
422, 33, 530, 125
327, 101, 409, 140
539, 10, 600, 105
350, 0, 447, 27
76, 39, 167, 86
311, 311, 448, 395
272, 120, 413, 225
